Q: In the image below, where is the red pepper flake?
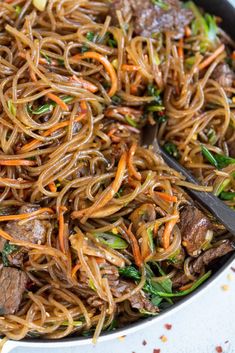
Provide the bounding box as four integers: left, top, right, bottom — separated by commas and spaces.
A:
215, 346, 223, 353
153, 349, 161, 353
231, 267, 235, 272
164, 323, 172, 330
142, 339, 147, 346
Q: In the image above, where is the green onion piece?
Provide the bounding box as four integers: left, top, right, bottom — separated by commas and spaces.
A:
125, 115, 138, 127
214, 178, 231, 197
15, 5, 22, 15
106, 32, 117, 48
61, 321, 83, 327
151, 0, 170, 10
201, 145, 218, 168
163, 142, 180, 159
207, 128, 217, 145
119, 266, 140, 281
40, 51, 51, 64
88, 278, 96, 291
115, 187, 123, 198
57, 58, 65, 66
7, 100, 16, 116
29, 96, 73, 115
220, 192, 235, 201
147, 227, 154, 252
157, 114, 168, 123
214, 153, 235, 169
111, 95, 122, 105
147, 105, 165, 112
155, 271, 212, 297
96, 232, 128, 250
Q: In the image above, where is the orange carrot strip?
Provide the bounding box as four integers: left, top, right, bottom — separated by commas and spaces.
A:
179, 283, 193, 291
71, 262, 81, 277
127, 143, 141, 181
48, 181, 57, 193
199, 44, 225, 71
126, 223, 143, 267
58, 206, 67, 253
71, 75, 98, 93
178, 38, 184, 59
121, 64, 140, 71
232, 51, 235, 60
162, 210, 179, 250
46, 93, 69, 111
71, 52, 117, 97
0, 159, 36, 166
72, 152, 127, 220
184, 26, 191, 37
0, 208, 54, 222
155, 192, 177, 203
20, 111, 86, 152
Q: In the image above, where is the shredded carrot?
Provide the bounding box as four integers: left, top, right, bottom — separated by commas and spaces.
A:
179, 282, 193, 291
0, 207, 53, 222
127, 143, 141, 181
71, 52, 118, 97
20, 110, 86, 152
232, 51, 235, 60
162, 210, 179, 250
48, 181, 57, 193
72, 151, 127, 220
46, 93, 69, 111
70, 75, 98, 93
126, 223, 143, 267
178, 38, 184, 59
58, 206, 67, 254
121, 64, 140, 71
94, 257, 106, 264
71, 262, 81, 277
155, 192, 177, 203
107, 128, 121, 143
0, 159, 36, 166
199, 44, 225, 71
184, 26, 192, 37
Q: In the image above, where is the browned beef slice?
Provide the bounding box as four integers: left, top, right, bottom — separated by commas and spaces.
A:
192, 240, 234, 274
4, 205, 47, 244
172, 272, 189, 289
110, 0, 193, 38
180, 205, 213, 256
0, 267, 27, 314
228, 141, 235, 158
211, 63, 234, 87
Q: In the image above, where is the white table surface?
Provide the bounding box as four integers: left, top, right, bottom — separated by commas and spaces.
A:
1, 1, 235, 352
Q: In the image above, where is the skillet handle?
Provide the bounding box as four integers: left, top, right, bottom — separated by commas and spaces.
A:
161, 149, 235, 237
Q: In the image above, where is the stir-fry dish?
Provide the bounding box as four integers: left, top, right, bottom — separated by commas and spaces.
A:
0, 0, 234, 343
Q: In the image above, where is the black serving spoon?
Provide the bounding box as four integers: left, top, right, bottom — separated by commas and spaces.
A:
142, 124, 235, 236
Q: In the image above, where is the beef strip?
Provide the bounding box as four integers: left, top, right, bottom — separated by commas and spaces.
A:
4, 205, 47, 245
211, 63, 234, 88
110, 0, 193, 38
192, 240, 235, 274
228, 141, 235, 158
172, 240, 234, 288
0, 267, 27, 314
180, 205, 213, 257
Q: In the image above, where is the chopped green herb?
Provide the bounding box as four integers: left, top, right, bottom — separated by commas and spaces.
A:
2, 242, 19, 267
57, 58, 65, 66
115, 187, 123, 198
163, 142, 180, 159
106, 32, 117, 48
220, 191, 235, 201
157, 114, 168, 124
185, 56, 196, 68
151, 0, 170, 10
107, 319, 118, 331
7, 100, 16, 116
125, 115, 138, 128
119, 266, 141, 281
111, 95, 122, 105
28, 96, 73, 115
86, 31, 95, 42
96, 232, 128, 250
207, 128, 217, 145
